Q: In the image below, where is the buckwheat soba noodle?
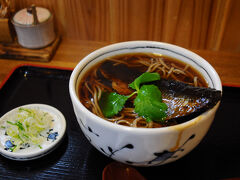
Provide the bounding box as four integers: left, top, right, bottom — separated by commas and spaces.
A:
78, 53, 221, 128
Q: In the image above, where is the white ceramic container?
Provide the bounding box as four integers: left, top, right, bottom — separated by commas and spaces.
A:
12, 6, 55, 49
69, 41, 222, 166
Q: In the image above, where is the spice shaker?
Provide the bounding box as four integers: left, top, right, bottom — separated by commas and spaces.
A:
12, 5, 55, 49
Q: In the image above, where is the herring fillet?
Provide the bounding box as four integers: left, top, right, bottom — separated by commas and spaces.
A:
154, 79, 222, 122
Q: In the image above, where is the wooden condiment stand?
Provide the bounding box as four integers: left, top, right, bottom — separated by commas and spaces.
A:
0, 0, 14, 43
0, 3, 60, 62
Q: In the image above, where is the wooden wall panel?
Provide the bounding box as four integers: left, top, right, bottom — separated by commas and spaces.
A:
190, 0, 212, 49
11, 0, 240, 52
206, 0, 231, 51
220, 0, 240, 52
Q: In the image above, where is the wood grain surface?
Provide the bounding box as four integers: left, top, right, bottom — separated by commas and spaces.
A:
0, 18, 13, 43
0, 39, 240, 88
0, 36, 60, 61
11, 0, 240, 52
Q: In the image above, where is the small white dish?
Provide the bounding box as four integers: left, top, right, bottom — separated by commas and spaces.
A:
0, 104, 66, 161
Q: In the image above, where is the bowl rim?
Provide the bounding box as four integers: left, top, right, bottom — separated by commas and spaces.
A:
69, 40, 222, 133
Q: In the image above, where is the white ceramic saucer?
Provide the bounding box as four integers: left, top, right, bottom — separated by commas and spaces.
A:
0, 104, 66, 161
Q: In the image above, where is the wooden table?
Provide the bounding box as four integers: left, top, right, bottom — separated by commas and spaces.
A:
1, 38, 240, 87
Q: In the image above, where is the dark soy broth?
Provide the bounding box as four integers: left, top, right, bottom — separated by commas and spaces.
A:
78, 53, 208, 128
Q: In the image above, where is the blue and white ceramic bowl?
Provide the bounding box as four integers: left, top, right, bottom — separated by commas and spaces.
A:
0, 104, 66, 161
69, 41, 222, 166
